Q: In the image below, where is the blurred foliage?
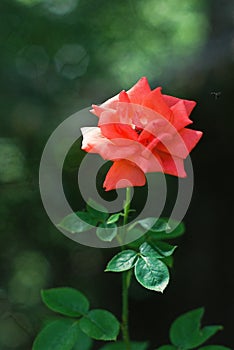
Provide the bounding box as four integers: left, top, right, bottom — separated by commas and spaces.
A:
0, 0, 234, 349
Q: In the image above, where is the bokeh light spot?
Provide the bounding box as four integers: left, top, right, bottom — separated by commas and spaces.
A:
44, 0, 79, 15
105, 0, 209, 85
8, 251, 50, 306
139, 0, 208, 48
0, 139, 25, 183
54, 44, 89, 79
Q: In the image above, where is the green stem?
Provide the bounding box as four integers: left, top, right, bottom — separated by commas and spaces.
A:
122, 187, 132, 350
123, 187, 131, 226
122, 270, 131, 350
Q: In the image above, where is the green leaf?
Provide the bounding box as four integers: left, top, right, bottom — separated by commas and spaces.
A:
72, 327, 93, 350
86, 198, 109, 222
149, 241, 177, 257
157, 346, 177, 350
106, 213, 124, 224
105, 250, 138, 272
149, 221, 185, 240
99, 341, 149, 350
147, 217, 171, 232
79, 309, 120, 341
58, 212, 97, 234
41, 287, 89, 317
96, 223, 118, 242
129, 217, 170, 232
170, 308, 223, 348
140, 242, 163, 258
199, 347, 232, 350
33, 319, 79, 350
134, 255, 169, 292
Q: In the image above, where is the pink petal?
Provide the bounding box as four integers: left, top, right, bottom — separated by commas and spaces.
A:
103, 160, 146, 191
138, 118, 171, 145
81, 127, 106, 153
127, 77, 151, 104
156, 151, 187, 178
156, 128, 203, 159
81, 126, 140, 160
119, 90, 130, 103
91, 104, 115, 118
163, 94, 196, 116
100, 123, 138, 141
162, 94, 180, 108
179, 128, 203, 153
91, 91, 122, 118
98, 109, 138, 141
117, 102, 163, 129
171, 100, 194, 130
81, 128, 161, 174
138, 150, 164, 173
142, 87, 173, 120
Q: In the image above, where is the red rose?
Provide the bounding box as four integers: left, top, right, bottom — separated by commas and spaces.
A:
81, 77, 202, 191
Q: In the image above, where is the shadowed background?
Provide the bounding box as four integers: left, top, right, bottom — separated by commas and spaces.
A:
0, 0, 233, 348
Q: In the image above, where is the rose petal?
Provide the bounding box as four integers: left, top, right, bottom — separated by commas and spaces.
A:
91, 90, 131, 118
103, 160, 146, 191
156, 128, 203, 159
171, 100, 194, 130
179, 128, 203, 153
100, 123, 138, 141
127, 77, 151, 104
117, 103, 163, 129
81, 128, 161, 174
91, 90, 122, 117
142, 87, 173, 120
162, 94, 181, 108
81, 127, 106, 152
91, 104, 115, 118
81, 127, 141, 160
138, 150, 164, 173
98, 109, 138, 140
138, 118, 171, 145
156, 151, 187, 178
163, 94, 196, 116
119, 90, 130, 103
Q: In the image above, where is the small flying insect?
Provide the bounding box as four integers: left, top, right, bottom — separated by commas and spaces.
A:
210, 91, 221, 100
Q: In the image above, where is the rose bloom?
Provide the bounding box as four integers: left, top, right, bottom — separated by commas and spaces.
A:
81, 77, 202, 191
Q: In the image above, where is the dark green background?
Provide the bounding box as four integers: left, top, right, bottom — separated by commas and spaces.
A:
0, 0, 233, 348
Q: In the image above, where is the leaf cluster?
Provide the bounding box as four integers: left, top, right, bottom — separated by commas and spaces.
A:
33, 287, 120, 350
105, 216, 183, 293
58, 198, 122, 242
156, 308, 231, 350
58, 199, 185, 244
106, 240, 176, 292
